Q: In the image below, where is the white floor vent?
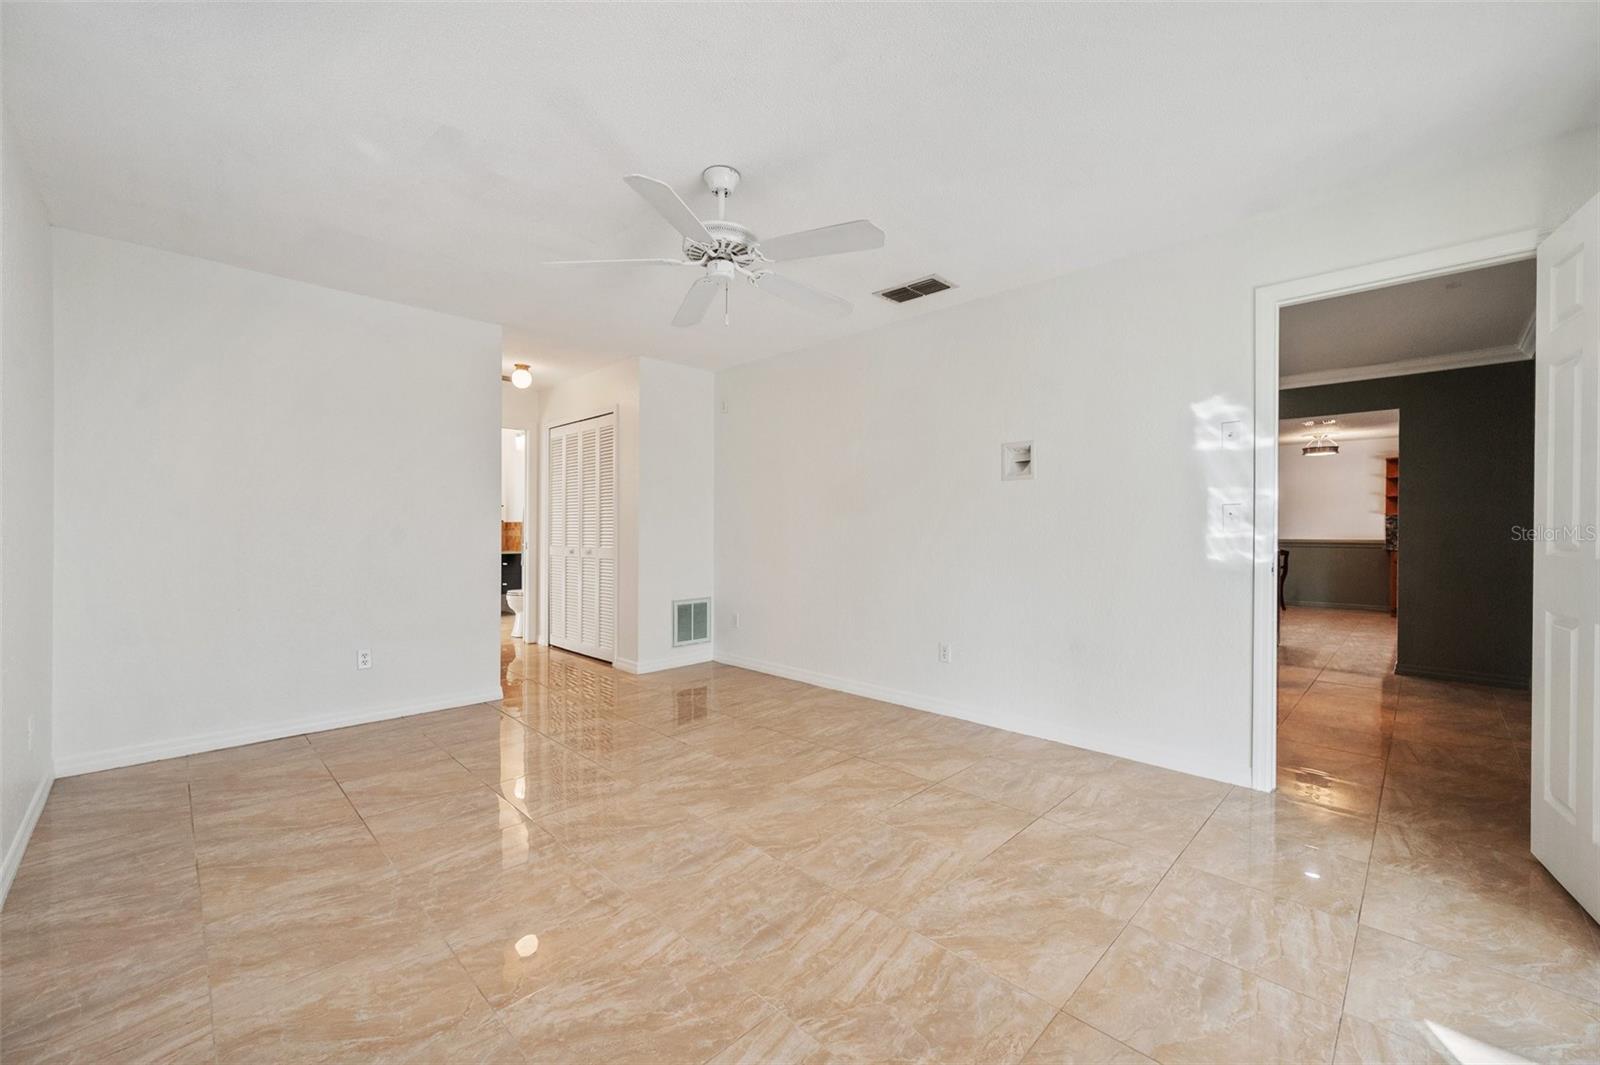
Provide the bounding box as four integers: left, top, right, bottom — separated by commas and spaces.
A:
673, 599, 711, 646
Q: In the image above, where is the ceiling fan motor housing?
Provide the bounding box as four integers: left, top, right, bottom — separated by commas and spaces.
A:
686, 220, 757, 264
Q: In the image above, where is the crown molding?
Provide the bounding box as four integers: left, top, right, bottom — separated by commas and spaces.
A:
1280, 343, 1529, 390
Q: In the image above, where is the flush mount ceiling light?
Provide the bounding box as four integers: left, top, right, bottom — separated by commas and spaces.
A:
509, 364, 533, 389
1302, 432, 1340, 457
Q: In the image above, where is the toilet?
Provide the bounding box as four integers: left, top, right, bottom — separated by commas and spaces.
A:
505, 589, 526, 639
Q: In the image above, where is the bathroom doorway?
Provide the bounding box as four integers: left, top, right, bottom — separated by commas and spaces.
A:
500, 427, 529, 646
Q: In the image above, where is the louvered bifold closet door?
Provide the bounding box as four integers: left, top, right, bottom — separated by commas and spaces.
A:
547, 427, 568, 645
546, 413, 617, 662
563, 429, 582, 651
595, 418, 617, 658
578, 423, 600, 649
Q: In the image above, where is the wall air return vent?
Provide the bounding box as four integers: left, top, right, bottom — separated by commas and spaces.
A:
673, 599, 711, 647
876, 275, 955, 304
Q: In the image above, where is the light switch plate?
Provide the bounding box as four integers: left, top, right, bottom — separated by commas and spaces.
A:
1221, 421, 1244, 444
1221, 502, 1247, 530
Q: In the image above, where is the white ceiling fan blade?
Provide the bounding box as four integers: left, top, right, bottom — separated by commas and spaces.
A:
546, 257, 694, 267
672, 276, 722, 327
747, 270, 852, 318
757, 220, 884, 262
623, 174, 714, 244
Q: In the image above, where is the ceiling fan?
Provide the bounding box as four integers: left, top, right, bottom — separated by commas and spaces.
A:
549, 165, 885, 327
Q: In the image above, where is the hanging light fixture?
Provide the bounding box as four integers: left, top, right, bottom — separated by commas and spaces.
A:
509, 364, 534, 389
1302, 432, 1340, 457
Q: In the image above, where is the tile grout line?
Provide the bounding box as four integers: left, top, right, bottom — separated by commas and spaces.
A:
301, 728, 526, 1058
1282, 609, 1390, 1059
1053, 787, 1232, 1049
1354, 678, 1600, 1017
184, 776, 223, 1063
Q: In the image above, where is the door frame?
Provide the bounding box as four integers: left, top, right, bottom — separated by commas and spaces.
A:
537, 406, 621, 658
1249, 228, 1541, 791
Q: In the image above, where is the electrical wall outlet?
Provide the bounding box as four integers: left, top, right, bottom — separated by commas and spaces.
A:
732, 612, 741, 630
938, 643, 953, 664
356, 649, 372, 670
27, 716, 35, 752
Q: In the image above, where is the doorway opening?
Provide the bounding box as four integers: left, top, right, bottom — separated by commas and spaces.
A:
1252, 202, 1600, 953
500, 427, 530, 678
1266, 255, 1537, 825
1251, 229, 1540, 790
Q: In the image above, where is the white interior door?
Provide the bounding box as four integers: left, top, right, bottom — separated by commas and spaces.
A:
1531, 194, 1599, 920
547, 414, 617, 661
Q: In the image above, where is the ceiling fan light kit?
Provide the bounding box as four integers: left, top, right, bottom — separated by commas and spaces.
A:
1302, 432, 1340, 457
549, 164, 885, 327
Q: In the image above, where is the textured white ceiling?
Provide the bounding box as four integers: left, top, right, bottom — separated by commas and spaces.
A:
5, 3, 1596, 384
1280, 260, 1537, 378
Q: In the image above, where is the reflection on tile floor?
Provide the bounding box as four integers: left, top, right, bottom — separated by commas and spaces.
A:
3, 611, 1598, 1062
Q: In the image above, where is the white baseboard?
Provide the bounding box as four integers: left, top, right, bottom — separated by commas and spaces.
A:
615, 645, 714, 675
1, 772, 53, 905
713, 651, 1252, 789
52, 687, 506, 778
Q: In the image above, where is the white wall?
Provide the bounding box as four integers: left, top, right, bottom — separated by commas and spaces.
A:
51, 231, 504, 775
635, 358, 715, 672
500, 427, 527, 524
715, 128, 1597, 787
1279, 436, 1397, 541
531, 356, 714, 673
536, 358, 640, 664
1, 105, 56, 899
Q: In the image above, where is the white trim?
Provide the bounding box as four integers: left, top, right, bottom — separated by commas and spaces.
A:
52, 687, 504, 778
1279, 343, 1529, 390
1251, 227, 1540, 792
616, 645, 715, 675
716, 652, 1252, 788
1, 773, 53, 904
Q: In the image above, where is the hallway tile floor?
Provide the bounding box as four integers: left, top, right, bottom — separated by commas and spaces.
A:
3, 612, 1597, 1062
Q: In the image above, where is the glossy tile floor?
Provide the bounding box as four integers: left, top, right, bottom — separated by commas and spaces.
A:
3, 613, 1598, 1063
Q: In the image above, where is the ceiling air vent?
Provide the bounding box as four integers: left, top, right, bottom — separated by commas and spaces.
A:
876, 275, 955, 304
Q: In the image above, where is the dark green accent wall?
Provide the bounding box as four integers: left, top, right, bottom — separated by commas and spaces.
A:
1282, 360, 1533, 688
1281, 540, 1390, 611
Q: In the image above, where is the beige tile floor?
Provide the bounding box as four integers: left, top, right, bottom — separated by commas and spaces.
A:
3, 611, 1598, 1063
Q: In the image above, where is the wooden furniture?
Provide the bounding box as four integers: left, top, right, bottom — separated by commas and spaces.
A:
1385, 457, 1399, 616
501, 553, 522, 599
501, 521, 523, 553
